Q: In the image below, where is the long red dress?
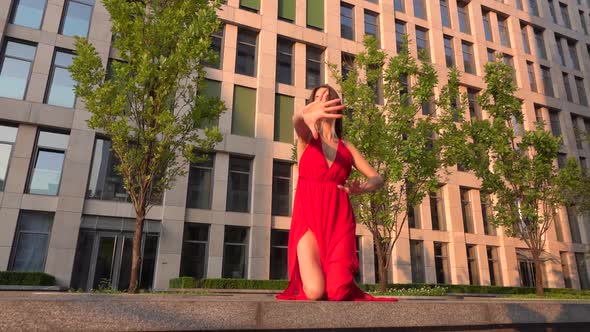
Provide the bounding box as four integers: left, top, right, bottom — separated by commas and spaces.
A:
276, 137, 398, 302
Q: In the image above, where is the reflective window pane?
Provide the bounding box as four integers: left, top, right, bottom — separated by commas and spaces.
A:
187, 154, 214, 209
60, 0, 95, 37
87, 139, 128, 201
11, 0, 47, 29
46, 51, 76, 108
38, 131, 70, 149
29, 149, 65, 195
9, 211, 53, 272
0, 41, 36, 100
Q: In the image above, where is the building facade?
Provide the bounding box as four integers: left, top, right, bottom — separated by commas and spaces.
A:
1, 0, 590, 291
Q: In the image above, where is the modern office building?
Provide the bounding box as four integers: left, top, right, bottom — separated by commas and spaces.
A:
0, 0, 589, 291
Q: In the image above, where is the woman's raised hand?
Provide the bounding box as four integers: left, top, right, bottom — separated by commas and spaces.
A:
302, 90, 345, 139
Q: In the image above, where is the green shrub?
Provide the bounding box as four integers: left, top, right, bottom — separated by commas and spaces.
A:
0, 272, 56, 286
362, 283, 589, 295
169, 276, 197, 289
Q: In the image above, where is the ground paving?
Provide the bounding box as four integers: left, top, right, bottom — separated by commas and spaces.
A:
1, 292, 589, 331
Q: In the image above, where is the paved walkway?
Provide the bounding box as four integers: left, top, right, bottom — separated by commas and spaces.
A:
1, 292, 589, 331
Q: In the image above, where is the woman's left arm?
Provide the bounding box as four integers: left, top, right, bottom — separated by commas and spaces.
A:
338, 141, 384, 195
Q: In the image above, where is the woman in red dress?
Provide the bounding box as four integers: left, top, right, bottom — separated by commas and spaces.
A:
276, 85, 398, 302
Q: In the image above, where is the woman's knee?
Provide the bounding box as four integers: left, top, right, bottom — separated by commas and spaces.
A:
303, 284, 325, 301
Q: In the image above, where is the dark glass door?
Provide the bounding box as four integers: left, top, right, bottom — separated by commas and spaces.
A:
92, 234, 117, 289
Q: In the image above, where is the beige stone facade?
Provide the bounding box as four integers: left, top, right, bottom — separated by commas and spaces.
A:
0, 0, 589, 291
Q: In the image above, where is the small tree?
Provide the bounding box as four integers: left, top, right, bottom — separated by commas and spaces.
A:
330, 37, 457, 292
70, 0, 225, 292
459, 59, 580, 296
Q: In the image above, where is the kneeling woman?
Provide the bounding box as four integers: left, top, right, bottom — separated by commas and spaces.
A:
276, 85, 398, 302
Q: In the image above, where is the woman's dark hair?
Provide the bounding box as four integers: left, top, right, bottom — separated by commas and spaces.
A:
306, 84, 343, 139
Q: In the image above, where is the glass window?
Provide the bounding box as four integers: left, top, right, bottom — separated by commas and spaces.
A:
307, 0, 324, 30
0, 39, 37, 100
235, 28, 257, 77
226, 156, 252, 213
568, 41, 580, 70
521, 24, 530, 54
0, 125, 18, 192
554, 208, 565, 241
205, 26, 224, 69
549, 110, 561, 137
240, 0, 260, 12
306, 45, 323, 89
276, 37, 293, 85
457, 1, 470, 34
548, 0, 557, 23
60, 0, 95, 37
394, 0, 405, 12
534, 28, 547, 59
9, 211, 54, 272
487, 246, 502, 286
10, 0, 47, 29
231, 85, 256, 137
467, 88, 480, 120
430, 189, 445, 231
467, 245, 479, 285
575, 252, 590, 289
541, 66, 554, 97
443, 35, 454, 68
481, 193, 496, 235
462, 41, 475, 74
395, 20, 407, 53
434, 242, 450, 284
560, 3, 571, 29
272, 160, 292, 216
575, 77, 588, 106
567, 207, 582, 243
28, 130, 69, 196
580, 11, 588, 35
528, 0, 539, 16
87, 138, 128, 201
341, 3, 354, 40
415, 27, 429, 61
413, 0, 426, 19
187, 153, 215, 209
341, 52, 355, 81
527, 62, 537, 93
440, 0, 451, 28
555, 36, 566, 66
180, 223, 209, 279
498, 15, 510, 47
487, 48, 496, 62
560, 252, 572, 288
222, 226, 249, 278
274, 94, 294, 143
364, 10, 379, 46
461, 187, 474, 233
278, 0, 296, 22
483, 11, 493, 42
270, 230, 289, 279
46, 50, 76, 108
410, 240, 425, 283
563, 73, 573, 102
199, 79, 222, 128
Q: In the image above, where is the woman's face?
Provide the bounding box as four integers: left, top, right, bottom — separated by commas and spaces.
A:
314, 87, 328, 102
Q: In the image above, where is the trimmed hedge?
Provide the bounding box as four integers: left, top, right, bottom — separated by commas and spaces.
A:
169, 277, 288, 290
0, 272, 56, 286
169, 277, 590, 296
360, 283, 590, 296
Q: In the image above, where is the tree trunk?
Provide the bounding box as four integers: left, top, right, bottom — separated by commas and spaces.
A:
533, 255, 544, 296
128, 209, 146, 293
376, 242, 388, 293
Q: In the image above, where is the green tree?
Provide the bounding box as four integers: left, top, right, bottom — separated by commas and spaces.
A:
70, 0, 225, 293
330, 36, 458, 292
458, 58, 581, 296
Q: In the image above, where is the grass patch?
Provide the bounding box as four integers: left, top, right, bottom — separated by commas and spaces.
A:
370, 286, 448, 296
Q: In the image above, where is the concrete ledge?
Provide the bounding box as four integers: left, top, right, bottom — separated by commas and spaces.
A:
0, 285, 65, 291
0, 292, 589, 331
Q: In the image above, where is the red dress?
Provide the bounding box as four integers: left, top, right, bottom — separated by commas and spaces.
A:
276, 137, 398, 302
